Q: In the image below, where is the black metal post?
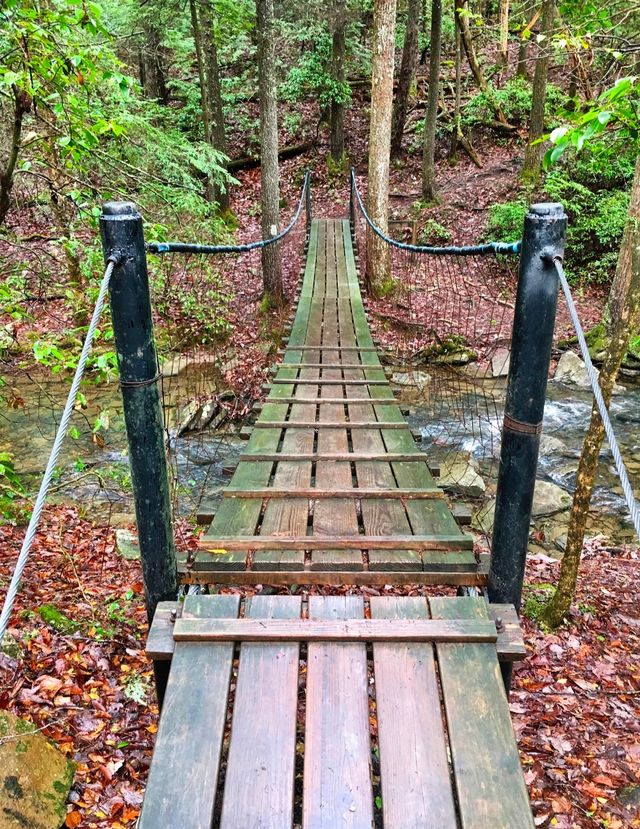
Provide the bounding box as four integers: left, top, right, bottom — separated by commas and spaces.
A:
489, 203, 567, 691
100, 201, 178, 706
304, 170, 312, 238
349, 168, 356, 233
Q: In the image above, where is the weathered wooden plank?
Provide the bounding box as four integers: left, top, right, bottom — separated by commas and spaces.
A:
430, 597, 534, 829
240, 452, 436, 462
371, 597, 458, 828
137, 595, 239, 829
262, 397, 397, 404
270, 378, 387, 385
223, 487, 443, 499
219, 596, 301, 829
199, 534, 473, 551
173, 617, 498, 643
253, 420, 408, 429
145, 601, 180, 661
487, 603, 527, 662
303, 595, 374, 828
179, 567, 487, 587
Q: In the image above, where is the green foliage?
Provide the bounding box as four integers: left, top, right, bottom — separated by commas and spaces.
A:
38, 604, 81, 634
281, 29, 351, 110
545, 170, 630, 283
463, 80, 566, 128
417, 219, 452, 245
484, 201, 528, 242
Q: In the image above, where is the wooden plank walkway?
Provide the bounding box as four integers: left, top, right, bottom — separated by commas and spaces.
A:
140, 594, 534, 828
183, 219, 482, 586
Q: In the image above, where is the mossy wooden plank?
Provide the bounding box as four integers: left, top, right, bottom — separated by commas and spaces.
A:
303, 596, 373, 828
138, 595, 240, 829
371, 597, 458, 828
429, 597, 534, 829
219, 596, 302, 828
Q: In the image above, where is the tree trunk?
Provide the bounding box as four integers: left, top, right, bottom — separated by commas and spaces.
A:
365, 0, 397, 293
256, 0, 283, 306
456, 0, 510, 126
421, 0, 442, 202
0, 87, 31, 227
499, 0, 509, 69
391, 0, 421, 158
199, 0, 230, 209
141, 23, 168, 104
189, 0, 212, 143
543, 159, 640, 628
522, 0, 555, 184
330, 0, 347, 165
516, 39, 528, 78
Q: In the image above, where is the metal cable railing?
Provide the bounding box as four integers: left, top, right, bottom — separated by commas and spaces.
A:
147, 171, 311, 255
553, 256, 640, 540
350, 168, 521, 256
0, 256, 120, 643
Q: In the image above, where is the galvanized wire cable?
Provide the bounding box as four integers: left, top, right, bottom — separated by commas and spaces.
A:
147, 171, 311, 255
350, 168, 521, 256
0, 258, 118, 643
554, 256, 640, 541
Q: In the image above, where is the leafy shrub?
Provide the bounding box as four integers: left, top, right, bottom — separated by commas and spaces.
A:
463, 79, 566, 128
417, 218, 452, 245
484, 200, 528, 242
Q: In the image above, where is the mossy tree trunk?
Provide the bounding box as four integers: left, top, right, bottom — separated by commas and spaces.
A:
200, 0, 230, 210
522, 0, 555, 184
391, 0, 421, 158
365, 0, 397, 293
330, 0, 347, 165
543, 159, 640, 629
498, 0, 510, 69
256, 0, 283, 306
421, 0, 442, 202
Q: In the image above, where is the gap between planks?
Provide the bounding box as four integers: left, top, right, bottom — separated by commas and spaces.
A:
198, 534, 473, 551
222, 488, 444, 499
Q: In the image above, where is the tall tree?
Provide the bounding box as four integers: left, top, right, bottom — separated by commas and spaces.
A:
139, 22, 169, 104
522, 0, 555, 183
421, 0, 442, 201
543, 156, 640, 628
256, 0, 283, 305
200, 0, 230, 209
391, 0, 421, 158
499, 0, 510, 68
330, 0, 348, 165
365, 0, 397, 291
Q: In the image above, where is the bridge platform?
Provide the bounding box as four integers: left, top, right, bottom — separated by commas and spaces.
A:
183, 218, 485, 586
139, 218, 535, 827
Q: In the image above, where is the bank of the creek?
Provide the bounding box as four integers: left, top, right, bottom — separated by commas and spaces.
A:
1, 358, 638, 557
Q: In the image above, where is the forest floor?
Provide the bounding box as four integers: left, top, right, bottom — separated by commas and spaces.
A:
1, 102, 637, 828
0, 507, 638, 829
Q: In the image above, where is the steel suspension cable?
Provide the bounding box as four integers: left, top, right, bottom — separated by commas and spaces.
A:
147, 171, 311, 255
350, 168, 521, 256
0, 257, 119, 643
553, 256, 640, 541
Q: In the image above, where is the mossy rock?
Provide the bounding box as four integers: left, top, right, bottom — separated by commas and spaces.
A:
0, 711, 75, 828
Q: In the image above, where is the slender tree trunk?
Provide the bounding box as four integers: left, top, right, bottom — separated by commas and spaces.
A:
189, 0, 212, 143
421, 0, 442, 201
456, 0, 510, 126
391, 0, 421, 158
0, 87, 31, 227
366, 0, 397, 292
256, 0, 283, 306
522, 0, 555, 183
141, 24, 168, 104
516, 39, 529, 78
499, 0, 509, 68
330, 0, 347, 165
199, 0, 230, 209
543, 159, 640, 628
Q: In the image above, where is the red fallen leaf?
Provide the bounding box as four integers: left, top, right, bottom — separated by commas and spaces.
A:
65, 812, 82, 828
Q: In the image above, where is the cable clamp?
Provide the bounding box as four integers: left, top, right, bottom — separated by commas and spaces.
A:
119, 373, 160, 389
503, 414, 543, 436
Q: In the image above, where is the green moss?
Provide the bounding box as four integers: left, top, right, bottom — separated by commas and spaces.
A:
522, 583, 555, 628
373, 276, 399, 299
38, 604, 81, 634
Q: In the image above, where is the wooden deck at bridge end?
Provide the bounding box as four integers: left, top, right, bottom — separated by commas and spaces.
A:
183, 219, 484, 586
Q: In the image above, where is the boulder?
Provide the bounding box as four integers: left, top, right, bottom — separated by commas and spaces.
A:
472, 500, 495, 533
115, 528, 140, 560
440, 453, 486, 497
531, 480, 572, 517
490, 348, 511, 378
538, 434, 569, 457
0, 711, 75, 829
554, 350, 592, 387
389, 371, 431, 387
